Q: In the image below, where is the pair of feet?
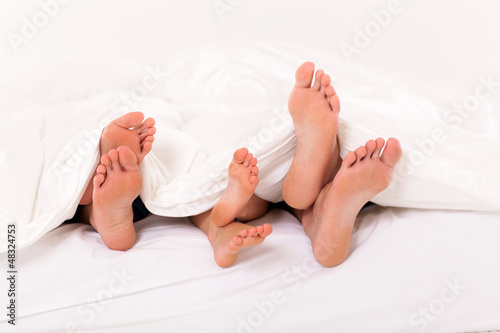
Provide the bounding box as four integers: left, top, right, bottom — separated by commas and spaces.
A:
283, 62, 403, 267
81, 112, 156, 251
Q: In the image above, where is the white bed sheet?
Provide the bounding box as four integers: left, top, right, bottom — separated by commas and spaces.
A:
1, 207, 499, 333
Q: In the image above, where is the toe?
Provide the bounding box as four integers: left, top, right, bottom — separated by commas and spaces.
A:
249, 157, 257, 167
380, 138, 403, 168
251, 166, 259, 176
325, 85, 335, 98
93, 173, 106, 189
140, 127, 156, 140
108, 149, 119, 170
329, 94, 341, 113
250, 175, 259, 185
233, 148, 249, 164
312, 69, 324, 90
112, 112, 145, 129
96, 164, 107, 175
101, 154, 111, 168
320, 74, 331, 95
136, 117, 156, 133
117, 146, 138, 171
373, 138, 385, 158
262, 223, 272, 237
141, 141, 153, 156
232, 235, 243, 246
238, 229, 249, 238
342, 151, 357, 167
365, 140, 377, 157
294, 62, 315, 88
354, 146, 367, 160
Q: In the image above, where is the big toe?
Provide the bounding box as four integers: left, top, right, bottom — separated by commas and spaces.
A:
117, 146, 138, 170
112, 112, 145, 129
233, 148, 249, 164
380, 138, 403, 168
294, 62, 315, 88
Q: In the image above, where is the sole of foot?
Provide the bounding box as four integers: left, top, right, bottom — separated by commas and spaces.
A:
90, 146, 143, 251
282, 62, 341, 210
302, 137, 402, 267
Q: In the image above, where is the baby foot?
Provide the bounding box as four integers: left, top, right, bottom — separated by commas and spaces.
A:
209, 222, 273, 268
90, 146, 143, 251
301, 138, 402, 267
211, 148, 259, 227
283, 62, 341, 210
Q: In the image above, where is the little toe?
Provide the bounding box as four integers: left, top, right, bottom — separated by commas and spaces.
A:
93, 173, 106, 189
294, 62, 315, 88
312, 69, 325, 90
232, 235, 243, 246
250, 175, 259, 185
380, 138, 403, 168
329, 94, 341, 113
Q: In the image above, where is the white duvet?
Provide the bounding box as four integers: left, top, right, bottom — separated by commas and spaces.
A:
0, 42, 499, 251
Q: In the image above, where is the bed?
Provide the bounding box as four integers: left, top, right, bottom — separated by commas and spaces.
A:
1, 1, 499, 332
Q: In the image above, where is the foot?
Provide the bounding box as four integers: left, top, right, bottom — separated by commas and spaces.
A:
301, 138, 402, 267
282, 62, 341, 210
208, 222, 273, 268
90, 146, 143, 251
211, 148, 259, 227
79, 112, 155, 205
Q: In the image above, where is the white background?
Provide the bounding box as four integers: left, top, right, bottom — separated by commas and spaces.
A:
0, 0, 499, 99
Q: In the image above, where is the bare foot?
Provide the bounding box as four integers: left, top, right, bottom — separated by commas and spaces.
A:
282, 62, 341, 210
211, 148, 259, 227
80, 112, 155, 205
301, 138, 402, 267
208, 222, 273, 268
90, 146, 143, 251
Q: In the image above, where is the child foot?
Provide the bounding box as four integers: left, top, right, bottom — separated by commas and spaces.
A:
282, 62, 341, 210
209, 222, 273, 268
301, 138, 402, 267
211, 148, 259, 227
90, 146, 143, 251
79, 112, 155, 205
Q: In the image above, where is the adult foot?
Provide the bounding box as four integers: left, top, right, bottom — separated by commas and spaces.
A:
79, 112, 155, 205
208, 222, 273, 268
211, 148, 259, 227
100, 111, 156, 165
301, 138, 402, 267
90, 146, 143, 251
282, 62, 341, 210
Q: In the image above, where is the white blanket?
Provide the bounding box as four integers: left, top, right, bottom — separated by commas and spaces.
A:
0, 42, 499, 251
